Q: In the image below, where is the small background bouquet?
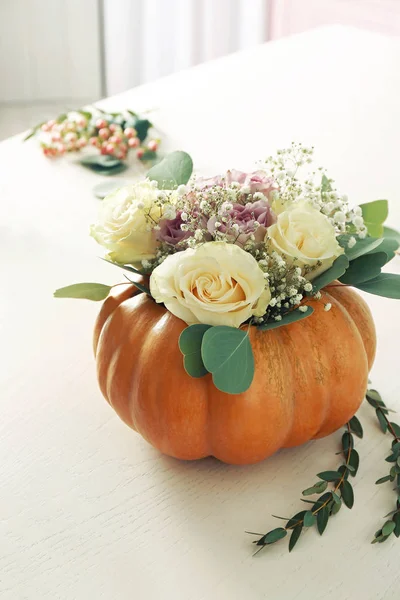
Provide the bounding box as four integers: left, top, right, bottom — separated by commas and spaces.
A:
25, 106, 160, 176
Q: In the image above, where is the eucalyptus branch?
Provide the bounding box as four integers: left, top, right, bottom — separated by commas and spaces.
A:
247, 417, 362, 553
366, 389, 400, 543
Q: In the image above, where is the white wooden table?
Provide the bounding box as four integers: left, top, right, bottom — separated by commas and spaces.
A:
1, 26, 400, 600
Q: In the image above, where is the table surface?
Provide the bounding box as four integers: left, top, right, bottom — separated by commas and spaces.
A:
1, 25, 400, 600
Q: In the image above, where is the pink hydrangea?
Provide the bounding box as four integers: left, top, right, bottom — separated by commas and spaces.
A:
196, 169, 276, 200
207, 199, 276, 247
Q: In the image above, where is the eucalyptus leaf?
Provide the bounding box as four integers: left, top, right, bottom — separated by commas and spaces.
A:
123, 275, 150, 295
348, 449, 360, 477
179, 324, 212, 378
339, 252, 387, 285
257, 306, 314, 331
394, 513, 400, 538
286, 511, 307, 529
390, 422, 400, 437
147, 151, 193, 189
382, 520, 396, 536
331, 499, 342, 515
134, 118, 152, 141
376, 409, 388, 433
302, 480, 328, 496
101, 259, 144, 276
383, 226, 400, 246
288, 525, 303, 552
54, 282, 111, 301
375, 475, 392, 485
338, 235, 384, 261
349, 416, 363, 439
317, 471, 342, 482
359, 200, 389, 237
258, 527, 287, 545
371, 237, 399, 263
342, 431, 354, 455
79, 155, 127, 175
303, 511, 316, 528
311, 255, 349, 293
340, 480, 354, 509
317, 506, 329, 535
201, 326, 254, 394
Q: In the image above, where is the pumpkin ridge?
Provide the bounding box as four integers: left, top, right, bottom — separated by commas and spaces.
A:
312, 290, 368, 439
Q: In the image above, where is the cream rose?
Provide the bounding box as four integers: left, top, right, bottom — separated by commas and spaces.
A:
267, 201, 344, 279
90, 181, 162, 265
150, 242, 271, 327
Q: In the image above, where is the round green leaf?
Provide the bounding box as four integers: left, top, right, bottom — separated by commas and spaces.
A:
179, 324, 211, 378
259, 527, 287, 545
340, 480, 354, 509
311, 254, 349, 292
201, 326, 254, 394
147, 150, 193, 189
382, 520, 396, 536
303, 511, 316, 528
53, 282, 111, 301
339, 252, 387, 285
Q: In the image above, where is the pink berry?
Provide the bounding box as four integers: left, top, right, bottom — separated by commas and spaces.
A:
124, 127, 137, 139
47, 119, 56, 129
77, 118, 87, 128
101, 146, 108, 155
98, 127, 110, 140
89, 136, 99, 146
43, 147, 50, 155
106, 143, 115, 154
64, 132, 77, 143
147, 140, 158, 152
128, 137, 140, 148
95, 118, 107, 129
109, 124, 117, 133
136, 148, 144, 159
41, 123, 50, 132
51, 132, 61, 142
77, 137, 87, 148
57, 143, 66, 155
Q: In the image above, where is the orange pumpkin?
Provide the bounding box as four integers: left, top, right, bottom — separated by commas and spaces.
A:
93, 282, 376, 465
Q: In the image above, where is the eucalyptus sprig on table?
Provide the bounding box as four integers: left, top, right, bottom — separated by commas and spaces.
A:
247, 417, 363, 553
367, 389, 400, 543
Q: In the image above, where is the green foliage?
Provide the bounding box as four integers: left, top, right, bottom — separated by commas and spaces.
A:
317, 471, 342, 482
147, 151, 193, 189
338, 235, 384, 261
383, 226, 400, 246
359, 199, 388, 237
79, 155, 128, 175
178, 325, 212, 378
348, 415, 363, 438
311, 255, 349, 292
133, 118, 152, 141
53, 282, 111, 301
339, 252, 387, 285
368, 387, 400, 545
201, 326, 254, 394
248, 421, 360, 554
355, 272, 400, 299
257, 306, 314, 331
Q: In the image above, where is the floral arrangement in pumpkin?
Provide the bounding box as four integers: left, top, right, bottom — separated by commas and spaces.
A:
56, 145, 400, 394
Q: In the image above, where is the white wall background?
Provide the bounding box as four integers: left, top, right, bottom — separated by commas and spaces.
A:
103, 0, 270, 95
0, 0, 102, 103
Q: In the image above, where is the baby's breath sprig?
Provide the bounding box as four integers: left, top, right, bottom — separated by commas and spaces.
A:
247, 418, 362, 553
367, 389, 400, 543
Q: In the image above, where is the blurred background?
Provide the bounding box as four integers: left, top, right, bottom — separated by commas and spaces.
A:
1, 0, 399, 141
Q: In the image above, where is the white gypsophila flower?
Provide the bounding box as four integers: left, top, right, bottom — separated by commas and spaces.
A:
304, 282, 313, 292
347, 236, 357, 248
314, 291, 322, 300
150, 180, 158, 188
353, 206, 362, 216
352, 216, 364, 228
181, 212, 188, 221
298, 305, 308, 313
334, 211, 346, 224
177, 184, 187, 196
324, 303, 332, 311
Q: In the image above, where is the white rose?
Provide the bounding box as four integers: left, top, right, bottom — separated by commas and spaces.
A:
90, 181, 162, 264
267, 201, 344, 279
150, 242, 271, 327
